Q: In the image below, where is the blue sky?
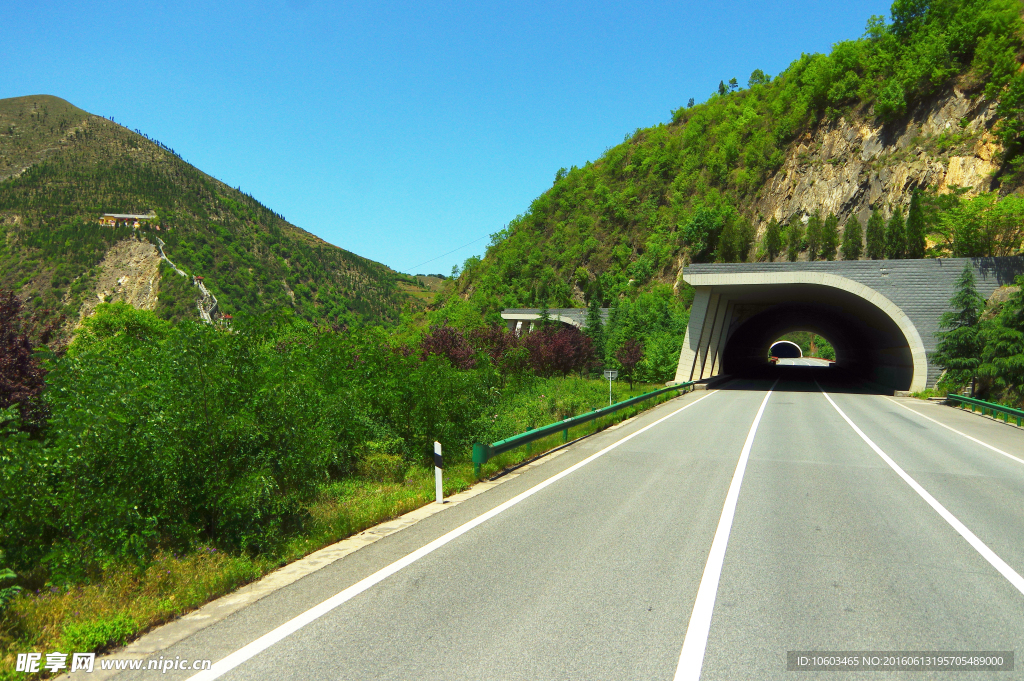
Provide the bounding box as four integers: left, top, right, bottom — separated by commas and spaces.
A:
4, 0, 890, 275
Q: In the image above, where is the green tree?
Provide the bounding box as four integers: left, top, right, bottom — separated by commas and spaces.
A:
820, 212, 840, 261
737, 220, 755, 262
805, 211, 823, 261
717, 216, 738, 262
996, 72, 1024, 157
718, 81, 727, 96
978, 275, 1024, 400
748, 69, 770, 87
537, 306, 552, 328
764, 217, 783, 262
682, 206, 725, 262
584, 295, 605, 362
728, 78, 739, 92
786, 216, 803, 262
841, 215, 863, 260
906, 190, 927, 258
933, 264, 985, 392
885, 207, 907, 259
865, 208, 886, 259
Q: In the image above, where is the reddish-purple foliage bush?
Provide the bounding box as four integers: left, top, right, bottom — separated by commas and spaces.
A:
524, 324, 595, 378
420, 324, 477, 369
469, 325, 514, 363
0, 290, 55, 429
391, 343, 414, 358
615, 338, 644, 387
470, 325, 529, 378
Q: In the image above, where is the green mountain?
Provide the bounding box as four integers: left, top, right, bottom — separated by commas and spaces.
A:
451, 0, 1024, 312
0, 94, 413, 335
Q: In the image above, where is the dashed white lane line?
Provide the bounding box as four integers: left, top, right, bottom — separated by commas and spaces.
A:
186, 391, 721, 681
884, 396, 1024, 466
820, 385, 1024, 596
674, 380, 778, 681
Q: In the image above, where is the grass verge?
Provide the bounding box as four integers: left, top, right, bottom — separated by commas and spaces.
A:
0, 381, 683, 679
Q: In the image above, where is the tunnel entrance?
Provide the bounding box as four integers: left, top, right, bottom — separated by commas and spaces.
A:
722, 295, 914, 389
677, 258, 1024, 392
677, 280, 923, 392
769, 340, 802, 358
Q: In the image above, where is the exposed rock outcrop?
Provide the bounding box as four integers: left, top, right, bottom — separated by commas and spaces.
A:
751, 88, 1002, 241
75, 238, 162, 323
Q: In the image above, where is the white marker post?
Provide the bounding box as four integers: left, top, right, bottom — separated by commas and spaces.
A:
434, 441, 443, 504
604, 369, 618, 406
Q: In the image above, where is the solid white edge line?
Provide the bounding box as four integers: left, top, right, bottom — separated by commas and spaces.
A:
818, 384, 1024, 596
884, 396, 1024, 466
185, 390, 721, 681
673, 379, 778, 681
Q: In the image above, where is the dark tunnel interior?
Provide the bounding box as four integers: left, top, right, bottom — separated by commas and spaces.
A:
716, 284, 916, 391
769, 340, 802, 358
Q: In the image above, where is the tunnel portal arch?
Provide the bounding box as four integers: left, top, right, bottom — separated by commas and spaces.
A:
718, 292, 919, 389
674, 267, 944, 392
769, 340, 803, 358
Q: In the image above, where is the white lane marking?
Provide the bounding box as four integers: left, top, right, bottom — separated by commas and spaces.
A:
674, 380, 778, 681
819, 385, 1024, 596
884, 397, 1024, 467
186, 391, 721, 681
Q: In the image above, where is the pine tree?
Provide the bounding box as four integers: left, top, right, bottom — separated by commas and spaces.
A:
764, 217, 783, 262
841, 215, 863, 260
905, 190, 927, 258
737, 220, 755, 262
537, 306, 552, 328
865, 208, 886, 259
820, 212, 840, 261
806, 211, 823, 261
885, 207, 907, 259
584, 295, 605, 361
786, 216, 803, 262
933, 264, 985, 392
978, 279, 1024, 393
717, 217, 738, 262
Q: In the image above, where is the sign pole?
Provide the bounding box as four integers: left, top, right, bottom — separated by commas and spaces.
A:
434, 441, 443, 504
603, 369, 618, 406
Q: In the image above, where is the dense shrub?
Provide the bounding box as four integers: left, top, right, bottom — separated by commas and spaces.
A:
523, 325, 595, 378
0, 291, 49, 431
0, 306, 498, 579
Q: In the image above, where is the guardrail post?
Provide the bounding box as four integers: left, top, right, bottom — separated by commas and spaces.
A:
562, 428, 568, 443
472, 442, 488, 478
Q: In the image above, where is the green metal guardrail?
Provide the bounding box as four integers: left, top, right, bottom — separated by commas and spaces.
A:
946, 394, 1024, 427
471, 381, 694, 476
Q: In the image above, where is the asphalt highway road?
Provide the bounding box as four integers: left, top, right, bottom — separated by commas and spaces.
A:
107, 370, 1024, 680
777, 357, 832, 367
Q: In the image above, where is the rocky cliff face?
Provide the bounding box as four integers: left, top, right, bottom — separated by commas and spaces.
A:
751, 87, 1002, 244
73, 238, 162, 324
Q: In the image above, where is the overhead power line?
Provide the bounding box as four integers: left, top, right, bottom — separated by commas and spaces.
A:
406, 234, 489, 273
